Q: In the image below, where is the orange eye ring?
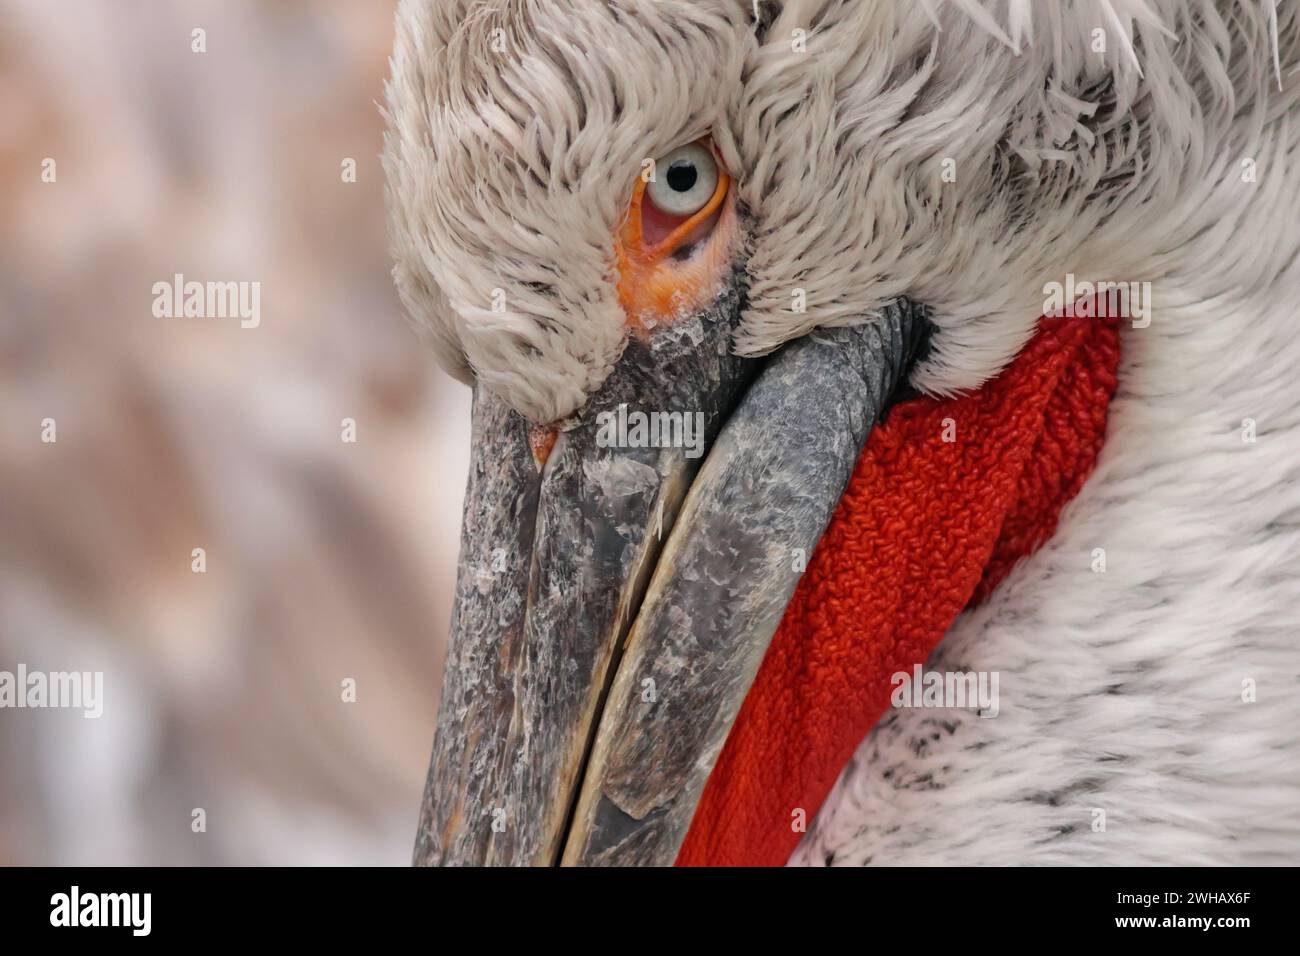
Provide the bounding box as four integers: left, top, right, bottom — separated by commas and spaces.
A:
616, 138, 734, 331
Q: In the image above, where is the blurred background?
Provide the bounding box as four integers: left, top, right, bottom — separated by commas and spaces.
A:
0, 0, 469, 864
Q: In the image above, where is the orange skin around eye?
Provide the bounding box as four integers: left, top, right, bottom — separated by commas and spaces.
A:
615, 143, 737, 332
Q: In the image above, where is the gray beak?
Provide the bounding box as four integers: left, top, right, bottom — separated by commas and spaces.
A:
415, 290, 928, 866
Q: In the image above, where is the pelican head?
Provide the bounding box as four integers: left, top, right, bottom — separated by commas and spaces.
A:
384, 0, 1297, 866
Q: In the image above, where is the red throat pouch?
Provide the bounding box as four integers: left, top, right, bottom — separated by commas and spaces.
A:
676, 314, 1122, 867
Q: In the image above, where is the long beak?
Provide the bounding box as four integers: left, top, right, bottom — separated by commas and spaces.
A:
415, 293, 929, 866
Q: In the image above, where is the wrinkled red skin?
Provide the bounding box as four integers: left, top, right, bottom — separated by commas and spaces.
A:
678, 315, 1121, 867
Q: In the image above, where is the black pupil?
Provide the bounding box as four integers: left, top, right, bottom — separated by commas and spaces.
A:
666, 161, 698, 193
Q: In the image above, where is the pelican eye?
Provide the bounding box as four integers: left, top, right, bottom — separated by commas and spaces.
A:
615, 136, 733, 329
646, 143, 718, 217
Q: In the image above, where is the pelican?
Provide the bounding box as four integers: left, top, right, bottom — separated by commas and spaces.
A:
383, 0, 1300, 866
